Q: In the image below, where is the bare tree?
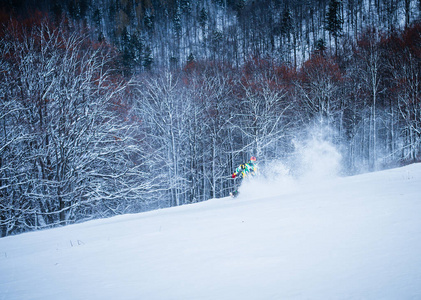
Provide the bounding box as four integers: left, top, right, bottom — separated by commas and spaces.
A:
353, 29, 385, 170
0, 19, 153, 236
296, 55, 344, 131
133, 71, 192, 206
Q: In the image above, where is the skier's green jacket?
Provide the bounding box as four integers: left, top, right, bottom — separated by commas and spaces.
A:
232, 156, 257, 179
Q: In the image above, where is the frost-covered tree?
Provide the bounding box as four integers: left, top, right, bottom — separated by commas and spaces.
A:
0, 18, 152, 236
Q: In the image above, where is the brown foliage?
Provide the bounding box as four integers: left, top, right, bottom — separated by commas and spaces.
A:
299, 55, 343, 84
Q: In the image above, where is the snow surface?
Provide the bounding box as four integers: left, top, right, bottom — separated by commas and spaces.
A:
1, 163, 421, 300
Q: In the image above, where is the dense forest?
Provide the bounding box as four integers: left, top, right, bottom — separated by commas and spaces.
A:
1, 0, 420, 236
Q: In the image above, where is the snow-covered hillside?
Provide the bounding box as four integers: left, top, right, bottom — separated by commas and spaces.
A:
1, 163, 421, 300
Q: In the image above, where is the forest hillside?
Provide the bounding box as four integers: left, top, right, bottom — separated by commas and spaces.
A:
1, 0, 420, 236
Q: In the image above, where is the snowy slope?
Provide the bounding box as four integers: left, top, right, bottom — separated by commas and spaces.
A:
1, 163, 421, 300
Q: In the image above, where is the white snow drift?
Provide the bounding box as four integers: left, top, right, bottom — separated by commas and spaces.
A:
1, 163, 421, 300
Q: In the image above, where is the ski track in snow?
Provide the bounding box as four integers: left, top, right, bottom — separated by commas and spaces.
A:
1, 163, 421, 299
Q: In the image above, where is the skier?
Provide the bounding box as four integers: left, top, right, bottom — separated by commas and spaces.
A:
230, 156, 257, 197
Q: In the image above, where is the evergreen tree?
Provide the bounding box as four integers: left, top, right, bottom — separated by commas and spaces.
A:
325, 0, 343, 55
93, 8, 101, 26
199, 7, 208, 28
280, 7, 293, 37
143, 46, 153, 70
173, 4, 182, 38
187, 52, 195, 64
315, 38, 327, 55
144, 9, 154, 31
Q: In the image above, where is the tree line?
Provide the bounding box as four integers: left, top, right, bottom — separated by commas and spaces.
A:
1, 2, 420, 236
2, 0, 421, 71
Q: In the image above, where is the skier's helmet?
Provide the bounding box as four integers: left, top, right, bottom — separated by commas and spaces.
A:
250, 156, 257, 162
